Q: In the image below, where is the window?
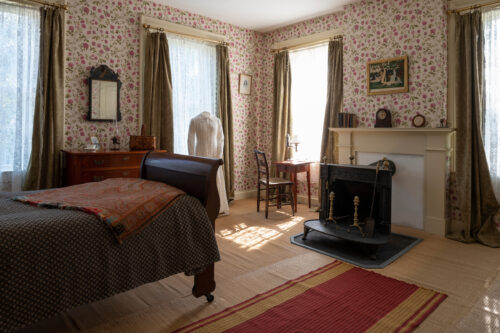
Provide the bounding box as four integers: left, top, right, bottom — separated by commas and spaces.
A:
483, 9, 500, 199
168, 35, 217, 154
289, 44, 328, 161
0, 4, 39, 191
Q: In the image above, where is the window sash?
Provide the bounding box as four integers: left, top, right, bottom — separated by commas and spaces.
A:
168, 35, 218, 154
289, 44, 328, 162
0, 3, 40, 191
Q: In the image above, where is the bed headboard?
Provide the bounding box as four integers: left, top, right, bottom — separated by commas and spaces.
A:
140, 152, 223, 225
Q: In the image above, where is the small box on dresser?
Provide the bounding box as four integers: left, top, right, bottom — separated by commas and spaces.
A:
61, 150, 165, 186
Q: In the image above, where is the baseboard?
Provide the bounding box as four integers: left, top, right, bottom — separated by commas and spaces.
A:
297, 194, 320, 207
234, 190, 257, 200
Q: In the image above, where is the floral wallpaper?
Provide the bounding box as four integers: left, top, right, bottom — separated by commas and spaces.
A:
342, 0, 448, 128
64, 0, 448, 196
64, 0, 264, 193
257, 0, 448, 198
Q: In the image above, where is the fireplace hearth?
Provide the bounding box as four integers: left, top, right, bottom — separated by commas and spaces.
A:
303, 161, 393, 259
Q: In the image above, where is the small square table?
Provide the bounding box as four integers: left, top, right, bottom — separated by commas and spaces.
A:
273, 160, 312, 212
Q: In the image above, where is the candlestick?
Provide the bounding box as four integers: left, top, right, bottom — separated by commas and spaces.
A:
328, 191, 335, 222
349, 195, 364, 236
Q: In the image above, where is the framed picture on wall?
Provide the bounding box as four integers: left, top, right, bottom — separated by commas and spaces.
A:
239, 73, 252, 95
367, 56, 408, 95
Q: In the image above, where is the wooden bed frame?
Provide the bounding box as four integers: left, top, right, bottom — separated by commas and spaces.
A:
140, 151, 223, 302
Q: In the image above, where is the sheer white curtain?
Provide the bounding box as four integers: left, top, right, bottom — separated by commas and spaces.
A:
0, 4, 39, 192
483, 9, 500, 200
289, 44, 328, 196
168, 35, 217, 154
289, 45, 328, 161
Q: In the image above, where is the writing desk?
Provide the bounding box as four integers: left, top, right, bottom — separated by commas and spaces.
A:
273, 160, 311, 212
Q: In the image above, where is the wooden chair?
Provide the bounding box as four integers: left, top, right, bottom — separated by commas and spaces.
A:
254, 149, 294, 218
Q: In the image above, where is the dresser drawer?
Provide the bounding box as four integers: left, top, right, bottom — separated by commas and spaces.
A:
62, 150, 165, 186
80, 154, 145, 169
81, 168, 141, 183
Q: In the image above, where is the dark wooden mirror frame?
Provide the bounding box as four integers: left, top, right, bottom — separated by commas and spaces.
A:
88, 65, 122, 122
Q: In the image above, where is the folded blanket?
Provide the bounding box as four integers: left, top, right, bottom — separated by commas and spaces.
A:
14, 178, 185, 242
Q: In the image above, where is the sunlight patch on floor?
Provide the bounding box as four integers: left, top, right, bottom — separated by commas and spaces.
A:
482, 296, 500, 333
483, 295, 500, 315
275, 210, 294, 218
217, 223, 282, 250
276, 216, 304, 231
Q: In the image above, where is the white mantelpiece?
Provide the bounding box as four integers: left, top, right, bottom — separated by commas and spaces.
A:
329, 127, 455, 236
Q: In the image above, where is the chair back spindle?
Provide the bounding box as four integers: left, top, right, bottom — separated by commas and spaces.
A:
253, 149, 294, 218
254, 149, 270, 182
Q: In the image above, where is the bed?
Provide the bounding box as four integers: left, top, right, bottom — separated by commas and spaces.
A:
0, 152, 222, 333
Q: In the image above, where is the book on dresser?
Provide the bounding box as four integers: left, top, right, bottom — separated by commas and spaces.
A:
61, 150, 166, 186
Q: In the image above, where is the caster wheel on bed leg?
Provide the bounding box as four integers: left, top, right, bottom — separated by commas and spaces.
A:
206, 293, 214, 302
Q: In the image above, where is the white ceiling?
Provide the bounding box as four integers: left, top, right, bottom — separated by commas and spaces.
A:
155, 0, 359, 32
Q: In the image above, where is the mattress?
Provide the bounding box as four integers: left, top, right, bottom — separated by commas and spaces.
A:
0, 191, 220, 332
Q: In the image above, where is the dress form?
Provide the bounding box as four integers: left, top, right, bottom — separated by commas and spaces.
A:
188, 112, 229, 215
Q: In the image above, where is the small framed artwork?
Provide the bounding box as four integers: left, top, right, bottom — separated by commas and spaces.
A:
85, 136, 100, 151
239, 74, 252, 95
367, 56, 408, 95
90, 136, 99, 146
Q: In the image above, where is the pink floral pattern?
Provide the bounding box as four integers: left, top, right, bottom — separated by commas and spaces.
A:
65, 0, 264, 192
342, 0, 448, 128
257, 0, 447, 197
64, 0, 448, 195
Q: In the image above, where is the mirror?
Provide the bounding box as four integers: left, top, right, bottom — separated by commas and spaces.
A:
88, 65, 121, 121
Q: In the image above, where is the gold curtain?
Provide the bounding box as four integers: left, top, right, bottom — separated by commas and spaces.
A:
320, 39, 343, 164
449, 11, 500, 247
143, 32, 174, 151
216, 44, 234, 200
272, 51, 292, 173
24, 7, 64, 190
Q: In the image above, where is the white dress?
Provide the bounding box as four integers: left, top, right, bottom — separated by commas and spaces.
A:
188, 112, 229, 215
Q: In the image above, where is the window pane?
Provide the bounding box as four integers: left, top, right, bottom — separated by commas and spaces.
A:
289, 45, 328, 161
168, 35, 217, 154
483, 9, 500, 199
0, 4, 39, 191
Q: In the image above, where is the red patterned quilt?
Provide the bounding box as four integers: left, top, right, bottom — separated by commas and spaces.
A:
14, 178, 185, 242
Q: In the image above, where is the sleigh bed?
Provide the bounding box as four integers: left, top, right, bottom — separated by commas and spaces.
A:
0, 152, 222, 333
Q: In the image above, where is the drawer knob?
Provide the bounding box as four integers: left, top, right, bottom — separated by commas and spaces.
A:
123, 156, 130, 161
122, 171, 129, 176
93, 159, 104, 166
93, 176, 104, 182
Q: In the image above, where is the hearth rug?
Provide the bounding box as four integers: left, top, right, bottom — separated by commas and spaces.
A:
291, 231, 422, 269
174, 261, 446, 333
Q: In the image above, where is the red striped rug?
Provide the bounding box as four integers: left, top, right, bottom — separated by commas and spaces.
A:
175, 261, 446, 333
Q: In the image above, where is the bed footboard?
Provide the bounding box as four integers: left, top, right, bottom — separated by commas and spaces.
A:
140, 152, 222, 301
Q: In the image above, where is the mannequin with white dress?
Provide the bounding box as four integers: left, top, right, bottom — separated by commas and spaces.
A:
188, 112, 229, 215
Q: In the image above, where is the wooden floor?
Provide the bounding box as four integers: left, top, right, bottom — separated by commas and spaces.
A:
27, 199, 500, 332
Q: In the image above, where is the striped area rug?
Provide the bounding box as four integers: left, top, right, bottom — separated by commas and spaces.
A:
175, 261, 447, 333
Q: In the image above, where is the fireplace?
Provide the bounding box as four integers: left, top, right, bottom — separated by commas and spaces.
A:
329, 127, 454, 235
303, 162, 393, 259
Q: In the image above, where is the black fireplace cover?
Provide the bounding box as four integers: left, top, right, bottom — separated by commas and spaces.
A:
290, 232, 421, 269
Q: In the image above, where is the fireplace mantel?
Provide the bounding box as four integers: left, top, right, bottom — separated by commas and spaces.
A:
329, 127, 455, 236
329, 128, 454, 134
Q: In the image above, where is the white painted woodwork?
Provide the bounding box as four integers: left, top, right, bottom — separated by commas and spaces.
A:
330, 127, 455, 236
357, 152, 425, 230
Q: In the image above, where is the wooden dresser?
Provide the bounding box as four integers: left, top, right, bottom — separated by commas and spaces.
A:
62, 150, 165, 186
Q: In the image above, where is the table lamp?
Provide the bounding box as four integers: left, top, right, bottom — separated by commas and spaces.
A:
287, 134, 300, 160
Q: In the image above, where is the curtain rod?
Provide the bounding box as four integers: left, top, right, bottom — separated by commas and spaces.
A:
142, 24, 228, 46
448, 0, 500, 14
9, 0, 67, 9
271, 35, 342, 54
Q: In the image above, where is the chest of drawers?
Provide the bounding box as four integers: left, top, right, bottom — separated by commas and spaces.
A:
62, 150, 165, 186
